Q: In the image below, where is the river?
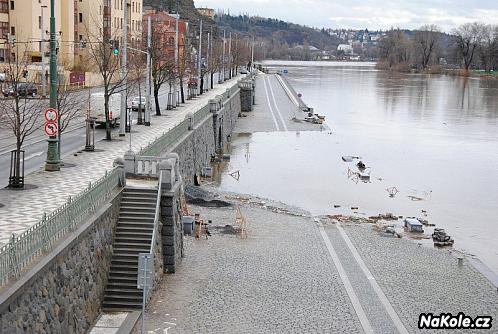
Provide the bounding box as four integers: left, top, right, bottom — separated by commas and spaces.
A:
219, 61, 498, 275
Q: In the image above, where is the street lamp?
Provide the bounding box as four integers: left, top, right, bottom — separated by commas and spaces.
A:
45, 0, 60, 171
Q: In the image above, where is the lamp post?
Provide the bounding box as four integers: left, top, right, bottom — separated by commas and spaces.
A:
41, 5, 47, 98
119, 0, 128, 136
45, 0, 60, 171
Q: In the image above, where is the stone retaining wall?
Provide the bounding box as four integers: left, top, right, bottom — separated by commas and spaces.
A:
0, 191, 122, 334
170, 87, 242, 185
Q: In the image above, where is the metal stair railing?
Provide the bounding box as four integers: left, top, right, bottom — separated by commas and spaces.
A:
0, 167, 123, 286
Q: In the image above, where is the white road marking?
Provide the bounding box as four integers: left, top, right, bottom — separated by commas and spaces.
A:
336, 223, 409, 334
262, 75, 281, 131
318, 224, 374, 333
266, 76, 289, 132
24, 151, 44, 161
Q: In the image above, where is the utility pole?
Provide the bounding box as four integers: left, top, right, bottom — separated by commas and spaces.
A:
209, 27, 213, 89
251, 36, 255, 70
228, 31, 232, 79
119, 0, 128, 136
197, 19, 202, 96
145, 16, 151, 125
45, 0, 60, 171
41, 5, 47, 98
173, 2, 179, 107
206, 31, 210, 91
222, 30, 226, 81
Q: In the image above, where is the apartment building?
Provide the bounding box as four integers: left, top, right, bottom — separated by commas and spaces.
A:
76, 0, 143, 67
4, 0, 74, 67
143, 11, 186, 65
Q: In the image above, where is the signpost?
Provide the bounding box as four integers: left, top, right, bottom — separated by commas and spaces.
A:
44, 122, 58, 137
44, 108, 59, 137
44, 108, 58, 122
138, 253, 153, 334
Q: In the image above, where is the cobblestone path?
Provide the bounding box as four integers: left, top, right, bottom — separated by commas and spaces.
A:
140, 202, 498, 334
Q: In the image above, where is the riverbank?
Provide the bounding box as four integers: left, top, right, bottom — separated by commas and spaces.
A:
138, 187, 498, 333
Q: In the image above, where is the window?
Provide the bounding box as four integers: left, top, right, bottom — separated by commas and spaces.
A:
0, 0, 8, 13
10, 1, 13, 10
120, 18, 123, 29
38, 16, 41, 29
0, 22, 8, 39
0, 49, 5, 62
10, 26, 15, 35
79, 13, 82, 23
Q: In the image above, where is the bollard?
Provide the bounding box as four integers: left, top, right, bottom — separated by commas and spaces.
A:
457, 256, 464, 267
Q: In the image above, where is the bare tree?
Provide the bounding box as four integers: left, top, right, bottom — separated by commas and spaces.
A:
477, 24, 498, 72
453, 22, 484, 72
413, 25, 441, 70
0, 44, 43, 188
149, 23, 175, 115
378, 29, 411, 70
56, 69, 85, 163
85, 24, 127, 140
128, 51, 147, 123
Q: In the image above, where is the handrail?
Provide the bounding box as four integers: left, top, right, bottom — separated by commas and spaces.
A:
149, 171, 163, 256
0, 166, 122, 286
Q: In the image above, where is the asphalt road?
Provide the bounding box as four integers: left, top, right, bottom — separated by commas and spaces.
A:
0, 76, 210, 189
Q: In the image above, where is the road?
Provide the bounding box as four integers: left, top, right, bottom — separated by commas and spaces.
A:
0, 75, 221, 188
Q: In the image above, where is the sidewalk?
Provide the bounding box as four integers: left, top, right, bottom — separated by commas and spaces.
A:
0, 77, 240, 246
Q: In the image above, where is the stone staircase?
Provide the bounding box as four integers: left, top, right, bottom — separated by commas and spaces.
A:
102, 187, 158, 311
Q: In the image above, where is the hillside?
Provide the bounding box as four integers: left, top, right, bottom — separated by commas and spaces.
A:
216, 14, 340, 51
143, 0, 212, 24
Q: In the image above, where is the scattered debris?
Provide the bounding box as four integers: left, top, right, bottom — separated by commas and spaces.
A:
235, 205, 248, 239
369, 212, 398, 221
351, 206, 359, 210
404, 217, 424, 233
418, 218, 435, 227
356, 161, 366, 170
333, 204, 341, 208
407, 195, 424, 201
432, 228, 454, 247
386, 186, 399, 197
201, 166, 213, 178
229, 170, 240, 181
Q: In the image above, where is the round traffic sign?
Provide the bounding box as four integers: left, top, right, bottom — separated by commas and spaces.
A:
44, 108, 58, 122
44, 121, 58, 137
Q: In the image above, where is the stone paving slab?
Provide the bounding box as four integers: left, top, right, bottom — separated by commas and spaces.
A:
343, 222, 498, 334
0, 77, 241, 246
138, 204, 363, 334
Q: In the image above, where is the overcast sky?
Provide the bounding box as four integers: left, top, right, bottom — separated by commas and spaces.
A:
194, 0, 498, 32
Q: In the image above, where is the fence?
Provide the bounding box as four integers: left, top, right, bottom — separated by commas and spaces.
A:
0, 167, 123, 286
139, 118, 191, 157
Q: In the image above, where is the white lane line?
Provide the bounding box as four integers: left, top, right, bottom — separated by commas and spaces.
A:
336, 223, 409, 334
24, 151, 44, 161
266, 76, 289, 132
275, 74, 299, 106
262, 75, 281, 131
318, 224, 374, 334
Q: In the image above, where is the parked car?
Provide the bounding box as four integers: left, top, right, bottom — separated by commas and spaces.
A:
130, 96, 146, 111
3, 83, 37, 97
239, 68, 249, 74
89, 92, 121, 127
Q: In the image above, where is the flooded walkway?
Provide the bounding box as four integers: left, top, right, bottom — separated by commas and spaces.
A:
139, 201, 498, 333
234, 73, 325, 133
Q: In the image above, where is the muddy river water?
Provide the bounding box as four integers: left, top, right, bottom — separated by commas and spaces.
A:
218, 61, 498, 275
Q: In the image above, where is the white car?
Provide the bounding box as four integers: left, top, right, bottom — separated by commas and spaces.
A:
131, 96, 146, 111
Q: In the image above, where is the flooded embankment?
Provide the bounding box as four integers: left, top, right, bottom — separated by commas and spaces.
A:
214, 62, 498, 279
